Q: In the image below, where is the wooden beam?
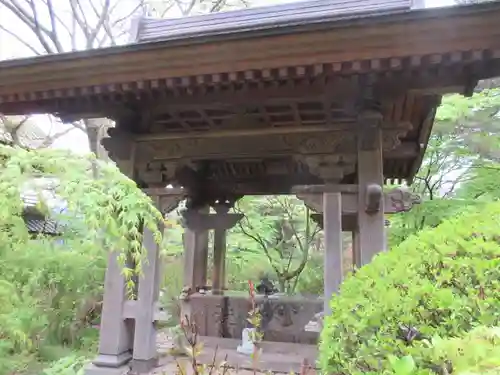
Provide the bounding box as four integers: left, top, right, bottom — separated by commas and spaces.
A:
126, 132, 416, 164
134, 123, 357, 142
292, 184, 359, 194
142, 187, 185, 196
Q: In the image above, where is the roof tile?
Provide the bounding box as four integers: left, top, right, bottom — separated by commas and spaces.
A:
135, 0, 412, 43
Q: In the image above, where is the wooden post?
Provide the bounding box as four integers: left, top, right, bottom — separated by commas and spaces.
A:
183, 207, 210, 291
352, 229, 361, 268
322, 192, 343, 316
181, 209, 243, 332
212, 229, 226, 294
357, 118, 386, 266
212, 204, 230, 295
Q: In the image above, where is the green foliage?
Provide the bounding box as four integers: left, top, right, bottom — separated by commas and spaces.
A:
0, 145, 164, 374
319, 202, 500, 374
387, 355, 417, 375
233, 195, 321, 293
456, 162, 500, 201
41, 355, 87, 375
387, 198, 478, 247
295, 253, 325, 295
389, 88, 500, 247
430, 326, 500, 375
385, 326, 500, 375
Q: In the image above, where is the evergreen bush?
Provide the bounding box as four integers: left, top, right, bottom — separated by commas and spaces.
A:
319, 202, 500, 374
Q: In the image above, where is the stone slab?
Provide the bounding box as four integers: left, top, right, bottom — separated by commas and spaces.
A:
83, 364, 130, 375
130, 358, 159, 374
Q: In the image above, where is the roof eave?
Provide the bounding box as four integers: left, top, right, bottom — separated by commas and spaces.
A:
0, 1, 499, 70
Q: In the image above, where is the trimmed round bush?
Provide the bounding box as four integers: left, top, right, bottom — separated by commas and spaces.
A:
319, 203, 500, 374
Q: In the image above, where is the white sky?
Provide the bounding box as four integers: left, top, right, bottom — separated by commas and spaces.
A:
0, 0, 455, 155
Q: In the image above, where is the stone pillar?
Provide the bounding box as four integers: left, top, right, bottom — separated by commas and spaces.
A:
357, 114, 385, 266
322, 192, 343, 316
131, 225, 164, 373
84, 252, 134, 375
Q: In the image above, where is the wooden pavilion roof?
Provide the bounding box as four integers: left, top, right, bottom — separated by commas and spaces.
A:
0, 0, 500, 197
132, 0, 411, 44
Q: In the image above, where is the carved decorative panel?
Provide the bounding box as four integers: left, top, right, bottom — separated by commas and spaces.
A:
139, 132, 349, 161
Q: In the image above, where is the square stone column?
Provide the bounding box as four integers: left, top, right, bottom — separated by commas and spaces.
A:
84, 252, 134, 375
131, 225, 164, 373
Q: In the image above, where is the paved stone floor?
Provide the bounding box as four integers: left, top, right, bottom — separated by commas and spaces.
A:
150, 330, 318, 374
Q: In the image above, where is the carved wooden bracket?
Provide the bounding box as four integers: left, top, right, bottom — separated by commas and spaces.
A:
181, 210, 243, 231
159, 195, 184, 214
297, 186, 421, 215
365, 183, 383, 214
296, 192, 323, 212
142, 187, 186, 214
298, 155, 356, 182
382, 122, 413, 150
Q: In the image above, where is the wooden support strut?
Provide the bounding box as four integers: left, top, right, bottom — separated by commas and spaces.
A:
322, 192, 343, 316
211, 204, 232, 295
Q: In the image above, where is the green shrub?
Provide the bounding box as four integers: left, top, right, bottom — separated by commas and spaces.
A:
319, 203, 500, 374
432, 326, 500, 374
41, 355, 87, 375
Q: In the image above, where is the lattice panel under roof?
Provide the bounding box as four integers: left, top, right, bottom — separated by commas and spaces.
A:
150, 100, 362, 132
209, 158, 311, 178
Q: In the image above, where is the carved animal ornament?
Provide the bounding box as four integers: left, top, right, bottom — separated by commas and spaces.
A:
387, 187, 422, 213
365, 185, 422, 214
365, 183, 383, 214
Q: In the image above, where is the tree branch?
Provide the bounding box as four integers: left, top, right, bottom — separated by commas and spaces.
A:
0, 0, 54, 53
0, 23, 41, 55
45, 0, 65, 52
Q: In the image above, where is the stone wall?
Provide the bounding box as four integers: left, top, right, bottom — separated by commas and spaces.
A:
189, 293, 322, 344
